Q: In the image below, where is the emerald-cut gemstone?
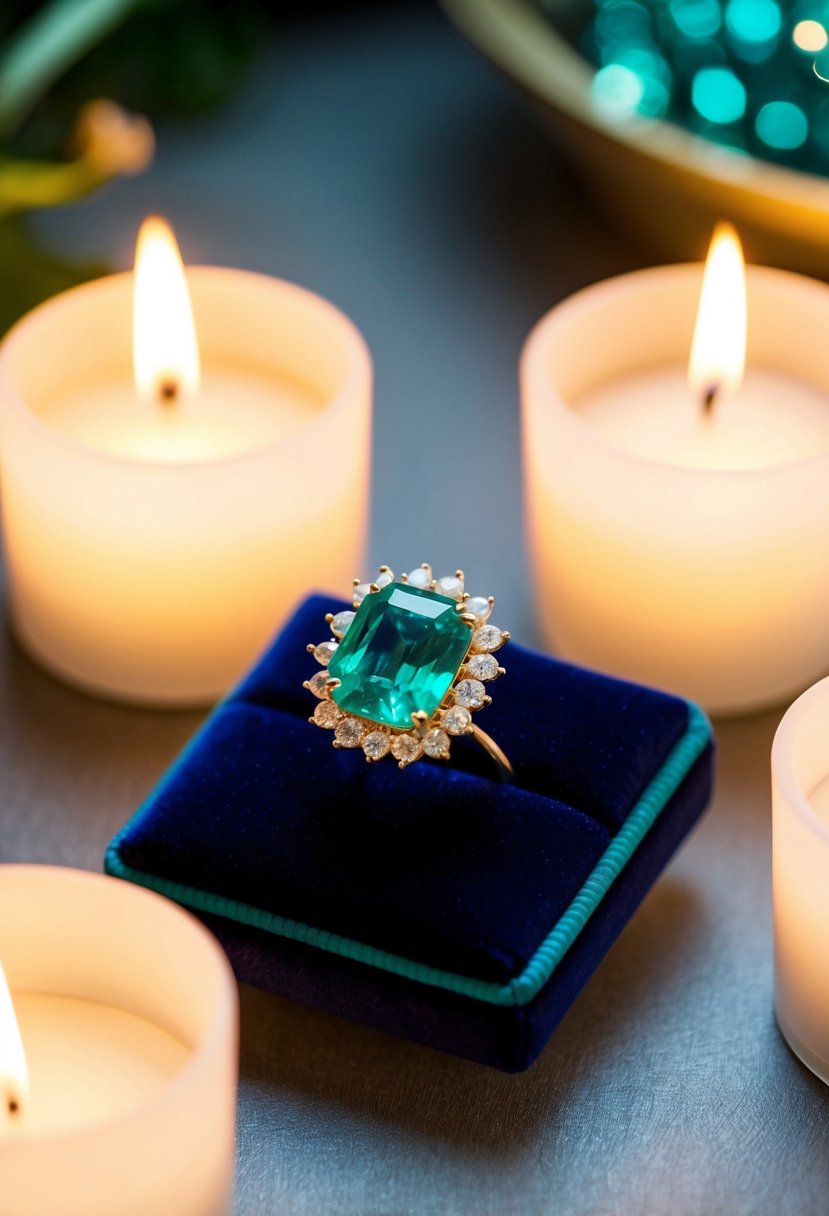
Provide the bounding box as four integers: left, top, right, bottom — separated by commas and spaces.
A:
328, 583, 471, 729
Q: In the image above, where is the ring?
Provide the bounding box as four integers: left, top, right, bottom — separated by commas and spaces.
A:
304, 564, 513, 780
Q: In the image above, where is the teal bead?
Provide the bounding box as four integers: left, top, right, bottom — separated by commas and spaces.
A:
328, 583, 471, 729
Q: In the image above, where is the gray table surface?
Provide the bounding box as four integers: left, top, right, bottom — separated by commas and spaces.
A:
5, 3, 828, 1213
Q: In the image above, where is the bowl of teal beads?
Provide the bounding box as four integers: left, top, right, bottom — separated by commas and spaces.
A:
444, 0, 829, 275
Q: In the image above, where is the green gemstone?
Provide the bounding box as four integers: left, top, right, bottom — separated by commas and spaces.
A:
328, 583, 471, 729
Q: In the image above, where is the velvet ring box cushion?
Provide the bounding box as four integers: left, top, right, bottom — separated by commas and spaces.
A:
106, 594, 714, 1072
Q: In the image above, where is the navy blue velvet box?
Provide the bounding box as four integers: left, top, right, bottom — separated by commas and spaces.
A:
106, 594, 714, 1072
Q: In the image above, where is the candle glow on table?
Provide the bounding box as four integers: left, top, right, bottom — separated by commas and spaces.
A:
772, 676, 829, 1087
0, 866, 238, 1216
0, 218, 371, 705
522, 224, 829, 713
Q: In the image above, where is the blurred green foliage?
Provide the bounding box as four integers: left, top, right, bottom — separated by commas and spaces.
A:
0, 0, 266, 333
5, 0, 265, 156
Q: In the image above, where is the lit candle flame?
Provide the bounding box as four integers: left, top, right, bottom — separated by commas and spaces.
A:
688, 221, 747, 415
0, 960, 28, 1120
133, 216, 200, 405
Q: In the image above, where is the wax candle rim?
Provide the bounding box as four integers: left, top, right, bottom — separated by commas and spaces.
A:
772, 678, 829, 849
522, 261, 829, 480
0, 266, 372, 473
0, 864, 237, 1148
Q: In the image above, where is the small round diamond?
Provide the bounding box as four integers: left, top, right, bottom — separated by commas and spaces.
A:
437, 575, 464, 599
466, 596, 492, 625
405, 566, 432, 589
313, 640, 338, 666
330, 611, 355, 638
335, 718, 366, 748
391, 734, 423, 767
471, 624, 505, 654
308, 671, 333, 699
353, 571, 394, 606
363, 730, 391, 761
424, 728, 451, 759
314, 701, 342, 728
466, 653, 499, 681
454, 679, 486, 709
442, 705, 471, 735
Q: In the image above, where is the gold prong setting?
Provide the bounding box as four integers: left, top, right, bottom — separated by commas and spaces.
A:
329, 610, 355, 638
333, 717, 366, 749
304, 563, 508, 769
312, 701, 342, 729
303, 670, 335, 699
353, 568, 394, 607
308, 640, 338, 666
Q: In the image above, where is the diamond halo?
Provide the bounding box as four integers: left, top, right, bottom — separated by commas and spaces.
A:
304, 564, 509, 770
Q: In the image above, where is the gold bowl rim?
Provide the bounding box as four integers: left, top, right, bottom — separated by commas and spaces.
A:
442, 0, 829, 214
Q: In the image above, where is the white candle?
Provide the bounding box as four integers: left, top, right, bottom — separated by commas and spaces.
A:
0, 865, 238, 1216
521, 225, 829, 713
772, 677, 829, 1086
0, 218, 372, 705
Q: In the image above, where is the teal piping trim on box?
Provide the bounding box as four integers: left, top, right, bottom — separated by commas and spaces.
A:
105, 702, 711, 1008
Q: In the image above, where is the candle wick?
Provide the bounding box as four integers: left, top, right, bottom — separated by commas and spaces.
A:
158, 378, 180, 406
702, 383, 719, 416
6, 1095, 19, 1116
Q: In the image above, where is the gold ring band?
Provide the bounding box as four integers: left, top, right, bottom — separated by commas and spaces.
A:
466, 723, 514, 782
